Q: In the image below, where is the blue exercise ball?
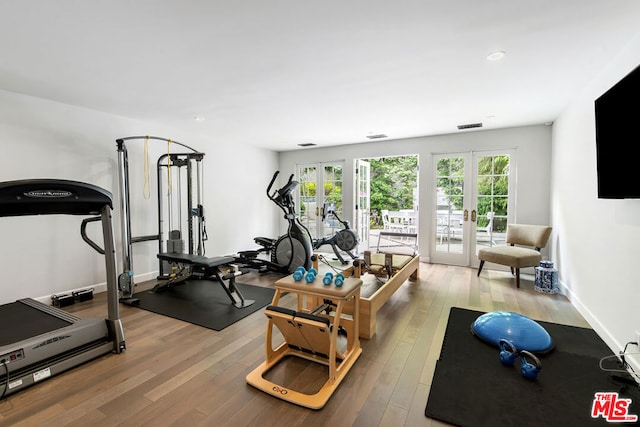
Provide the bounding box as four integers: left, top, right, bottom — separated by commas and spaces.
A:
471, 311, 554, 353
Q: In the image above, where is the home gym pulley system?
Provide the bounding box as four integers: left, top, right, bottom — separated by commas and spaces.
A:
0, 179, 125, 398
116, 136, 208, 305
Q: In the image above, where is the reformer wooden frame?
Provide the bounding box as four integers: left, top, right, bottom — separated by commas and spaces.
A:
341, 250, 420, 339
245, 275, 363, 409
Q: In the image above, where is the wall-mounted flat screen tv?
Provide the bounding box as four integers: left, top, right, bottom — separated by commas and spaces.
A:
594, 64, 640, 199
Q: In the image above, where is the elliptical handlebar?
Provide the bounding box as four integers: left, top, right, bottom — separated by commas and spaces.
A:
267, 171, 298, 216
266, 171, 280, 199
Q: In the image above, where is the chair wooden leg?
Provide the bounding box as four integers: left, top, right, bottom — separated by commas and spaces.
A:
477, 261, 485, 276
515, 268, 520, 288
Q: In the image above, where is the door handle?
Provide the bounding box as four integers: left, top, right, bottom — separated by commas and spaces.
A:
471, 210, 477, 222
464, 209, 469, 221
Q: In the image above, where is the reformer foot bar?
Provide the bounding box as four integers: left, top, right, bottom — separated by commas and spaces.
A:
156, 253, 254, 308
246, 274, 362, 409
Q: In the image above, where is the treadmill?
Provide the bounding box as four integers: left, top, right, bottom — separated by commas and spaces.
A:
0, 179, 125, 398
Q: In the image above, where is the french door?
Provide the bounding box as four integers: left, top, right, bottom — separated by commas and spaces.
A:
431, 150, 515, 266
355, 159, 370, 252
297, 162, 344, 240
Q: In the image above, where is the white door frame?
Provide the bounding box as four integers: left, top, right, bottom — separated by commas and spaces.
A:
355, 159, 370, 252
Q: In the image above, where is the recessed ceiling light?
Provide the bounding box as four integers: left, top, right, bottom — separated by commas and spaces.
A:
486, 51, 506, 61
193, 116, 205, 122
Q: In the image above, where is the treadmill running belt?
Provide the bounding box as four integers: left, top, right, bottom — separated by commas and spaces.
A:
0, 302, 72, 346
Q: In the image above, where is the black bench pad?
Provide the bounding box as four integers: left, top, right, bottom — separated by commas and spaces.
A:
157, 253, 235, 268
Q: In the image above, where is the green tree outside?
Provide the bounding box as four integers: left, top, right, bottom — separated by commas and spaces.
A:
366, 156, 418, 228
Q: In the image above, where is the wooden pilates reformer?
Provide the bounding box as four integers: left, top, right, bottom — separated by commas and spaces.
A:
245, 274, 363, 409
340, 249, 420, 339
299, 248, 420, 340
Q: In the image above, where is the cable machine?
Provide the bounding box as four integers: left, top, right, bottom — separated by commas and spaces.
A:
116, 136, 207, 304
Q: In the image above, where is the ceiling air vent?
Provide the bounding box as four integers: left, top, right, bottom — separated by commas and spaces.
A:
457, 122, 483, 130
297, 143, 317, 147
366, 134, 388, 139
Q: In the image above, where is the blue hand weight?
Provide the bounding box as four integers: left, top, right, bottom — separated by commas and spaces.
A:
334, 273, 345, 287
323, 272, 334, 285
498, 339, 518, 366
293, 267, 306, 282
305, 268, 317, 283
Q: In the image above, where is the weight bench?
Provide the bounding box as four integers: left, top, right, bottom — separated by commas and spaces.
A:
155, 253, 255, 308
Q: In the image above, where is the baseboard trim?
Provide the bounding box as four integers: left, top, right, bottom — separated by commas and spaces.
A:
562, 279, 640, 378
34, 271, 158, 305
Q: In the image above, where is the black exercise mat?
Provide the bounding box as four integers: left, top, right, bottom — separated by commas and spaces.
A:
132, 280, 274, 331
425, 307, 640, 426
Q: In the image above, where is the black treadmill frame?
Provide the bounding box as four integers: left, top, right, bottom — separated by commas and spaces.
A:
0, 179, 126, 398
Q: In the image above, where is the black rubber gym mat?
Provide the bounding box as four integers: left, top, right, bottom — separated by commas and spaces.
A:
425, 307, 640, 426
132, 280, 275, 331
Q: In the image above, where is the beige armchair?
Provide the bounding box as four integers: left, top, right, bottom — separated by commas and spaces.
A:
477, 224, 552, 288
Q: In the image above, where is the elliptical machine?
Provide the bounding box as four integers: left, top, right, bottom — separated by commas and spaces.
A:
237, 171, 313, 273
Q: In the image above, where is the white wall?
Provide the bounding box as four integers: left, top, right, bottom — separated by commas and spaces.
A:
0, 90, 278, 303
551, 34, 640, 370
279, 124, 552, 262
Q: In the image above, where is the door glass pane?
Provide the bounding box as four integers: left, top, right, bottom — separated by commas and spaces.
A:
298, 166, 317, 238
435, 156, 465, 254
475, 154, 509, 251
322, 165, 343, 235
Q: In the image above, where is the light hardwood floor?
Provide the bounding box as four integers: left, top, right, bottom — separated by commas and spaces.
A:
0, 263, 589, 427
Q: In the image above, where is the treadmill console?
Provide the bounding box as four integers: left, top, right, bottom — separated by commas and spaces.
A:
0, 348, 25, 365
0, 179, 113, 217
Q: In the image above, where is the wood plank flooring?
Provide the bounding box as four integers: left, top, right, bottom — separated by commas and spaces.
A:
0, 263, 589, 426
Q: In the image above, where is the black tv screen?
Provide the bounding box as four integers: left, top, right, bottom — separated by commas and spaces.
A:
594, 64, 640, 199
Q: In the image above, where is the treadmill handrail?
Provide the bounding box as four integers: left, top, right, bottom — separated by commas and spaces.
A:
81, 216, 106, 255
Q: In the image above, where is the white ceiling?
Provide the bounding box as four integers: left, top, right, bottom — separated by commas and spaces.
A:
2, 1, 640, 151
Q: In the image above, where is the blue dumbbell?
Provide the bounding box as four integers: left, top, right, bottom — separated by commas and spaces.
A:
305, 268, 317, 283
293, 267, 306, 282
334, 273, 345, 287
323, 272, 334, 285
